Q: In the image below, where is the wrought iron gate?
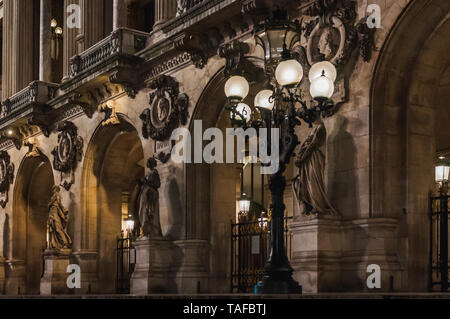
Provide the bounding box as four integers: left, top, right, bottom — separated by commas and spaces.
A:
430, 194, 450, 291
116, 236, 136, 294
231, 216, 292, 293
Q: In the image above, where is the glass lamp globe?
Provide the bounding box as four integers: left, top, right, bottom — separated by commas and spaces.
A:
125, 215, 135, 232
224, 76, 249, 102
310, 75, 334, 99
436, 164, 450, 183
254, 90, 274, 110
55, 27, 63, 35
309, 61, 337, 82
232, 103, 252, 122
238, 193, 251, 215
275, 59, 303, 87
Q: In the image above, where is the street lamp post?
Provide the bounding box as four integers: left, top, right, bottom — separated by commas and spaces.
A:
223, 9, 338, 294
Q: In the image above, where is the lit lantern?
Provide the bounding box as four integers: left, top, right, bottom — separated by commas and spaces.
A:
275, 59, 303, 87
310, 74, 335, 100
232, 103, 252, 123
258, 212, 269, 229
436, 159, 450, 185
238, 193, 251, 215
224, 76, 249, 103
254, 90, 275, 110
125, 214, 135, 233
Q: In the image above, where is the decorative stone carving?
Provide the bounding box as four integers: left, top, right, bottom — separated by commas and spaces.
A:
100, 101, 121, 126
137, 157, 163, 238
47, 186, 72, 250
218, 41, 250, 77
52, 121, 83, 191
25, 139, 42, 158
140, 74, 189, 141
0, 151, 14, 209
174, 32, 210, 69
302, 0, 376, 66
293, 119, 338, 216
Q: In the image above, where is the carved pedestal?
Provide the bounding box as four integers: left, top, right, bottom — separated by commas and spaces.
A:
173, 240, 209, 293
289, 215, 343, 293
5, 260, 26, 295
40, 249, 72, 295
71, 250, 99, 294
130, 237, 174, 295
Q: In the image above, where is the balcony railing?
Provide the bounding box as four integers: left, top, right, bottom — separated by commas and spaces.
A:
177, 0, 206, 15
0, 81, 58, 124
69, 28, 150, 78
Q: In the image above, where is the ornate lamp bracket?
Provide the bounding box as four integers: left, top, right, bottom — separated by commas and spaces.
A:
51, 121, 84, 191
218, 41, 251, 77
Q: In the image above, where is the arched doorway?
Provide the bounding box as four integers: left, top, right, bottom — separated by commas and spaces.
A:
371, 0, 450, 291
186, 66, 276, 292
81, 116, 144, 294
10, 154, 54, 294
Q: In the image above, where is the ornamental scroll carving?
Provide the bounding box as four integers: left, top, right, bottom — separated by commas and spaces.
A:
0, 151, 14, 208
140, 75, 189, 142
51, 121, 83, 191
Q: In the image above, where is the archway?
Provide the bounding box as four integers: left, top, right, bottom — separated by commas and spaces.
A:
81, 116, 144, 294
371, 0, 450, 290
11, 154, 54, 294
186, 67, 274, 292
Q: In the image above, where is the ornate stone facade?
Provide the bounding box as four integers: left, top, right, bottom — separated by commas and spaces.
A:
0, 0, 448, 296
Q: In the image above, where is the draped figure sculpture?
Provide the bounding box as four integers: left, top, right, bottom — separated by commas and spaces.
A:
47, 186, 72, 249
137, 157, 163, 238
293, 118, 338, 216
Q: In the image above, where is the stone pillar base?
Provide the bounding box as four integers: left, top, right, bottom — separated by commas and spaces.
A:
40, 249, 72, 295
130, 237, 174, 295
5, 260, 26, 295
173, 240, 209, 293
71, 250, 99, 294
289, 215, 343, 293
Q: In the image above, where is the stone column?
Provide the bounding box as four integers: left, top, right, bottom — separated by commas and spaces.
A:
2, 0, 34, 99
113, 0, 127, 30
153, 0, 177, 30
82, 0, 105, 49
63, 0, 80, 81
39, 0, 52, 82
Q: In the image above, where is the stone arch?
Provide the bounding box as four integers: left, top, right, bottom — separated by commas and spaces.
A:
80, 114, 145, 293
9, 153, 54, 294
371, 0, 450, 290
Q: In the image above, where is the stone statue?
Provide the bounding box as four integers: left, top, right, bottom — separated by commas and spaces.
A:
176, 0, 188, 16
47, 186, 72, 249
137, 157, 163, 238
293, 118, 338, 216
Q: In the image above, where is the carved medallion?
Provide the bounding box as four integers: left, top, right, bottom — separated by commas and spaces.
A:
0, 151, 14, 208
140, 75, 189, 142
52, 122, 83, 190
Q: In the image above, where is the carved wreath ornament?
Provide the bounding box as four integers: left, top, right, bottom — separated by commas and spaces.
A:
0, 151, 14, 208
140, 75, 189, 142
52, 121, 83, 174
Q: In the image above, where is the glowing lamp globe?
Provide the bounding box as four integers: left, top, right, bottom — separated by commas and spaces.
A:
435, 162, 450, 184
254, 90, 275, 110
224, 76, 249, 102
125, 215, 135, 232
310, 75, 334, 100
309, 61, 337, 82
238, 193, 251, 215
232, 103, 252, 122
275, 59, 303, 87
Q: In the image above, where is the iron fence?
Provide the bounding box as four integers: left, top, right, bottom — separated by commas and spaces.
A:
116, 236, 136, 294
231, 216, 292, 293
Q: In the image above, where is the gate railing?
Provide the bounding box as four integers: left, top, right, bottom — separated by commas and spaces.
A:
430, 194, 449, 291
116, 236, 136, 294
231, 216, 292, 293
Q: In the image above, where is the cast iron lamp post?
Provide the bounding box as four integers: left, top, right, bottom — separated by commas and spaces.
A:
223, 10, 338, 294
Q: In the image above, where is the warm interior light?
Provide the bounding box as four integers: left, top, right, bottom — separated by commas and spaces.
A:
232, 103, 252, 122
275, 59, 303, 87
55, 27, 63, 35
309, 61, 337, 82
51, 19, 57, 28
436, 165, 450, 183
6, 129, 14, 136
258, 212, 269, 229
310, 75, 334, 99
224, 76, 249, 101
125, 215, 135, 232
254, 89, 274, 110
238, 193, 251, 215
